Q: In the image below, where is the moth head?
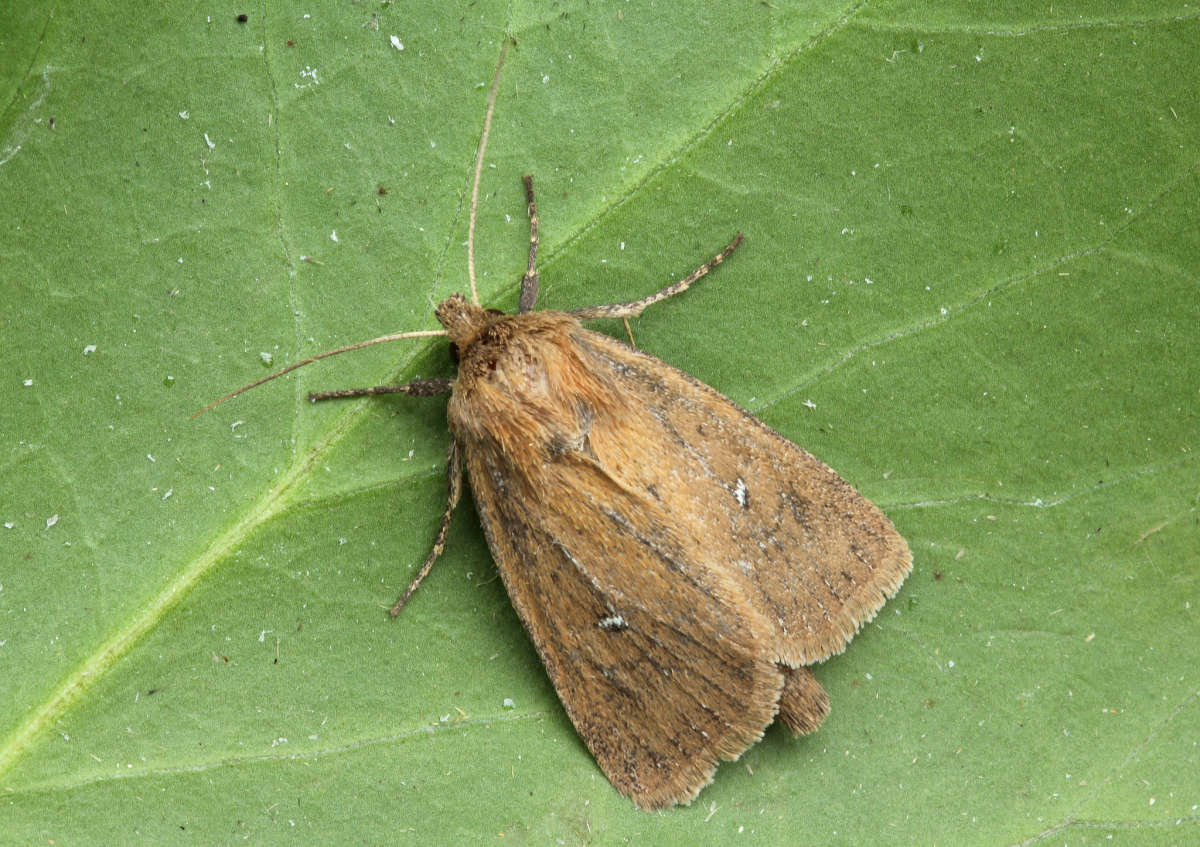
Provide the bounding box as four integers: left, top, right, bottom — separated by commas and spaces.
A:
435, 294, 499, 358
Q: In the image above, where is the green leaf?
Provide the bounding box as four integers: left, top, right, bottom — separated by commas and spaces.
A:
2, 1, 1197, 842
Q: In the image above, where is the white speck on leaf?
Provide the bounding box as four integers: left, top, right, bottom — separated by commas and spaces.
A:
83, 344, 97, 355
204, 133, 215, 149
390, 35, 403, 50
46, 514, 59, 529
296, 66, 319, 88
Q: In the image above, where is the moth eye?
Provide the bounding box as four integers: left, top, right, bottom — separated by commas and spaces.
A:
448, 343, 460, 364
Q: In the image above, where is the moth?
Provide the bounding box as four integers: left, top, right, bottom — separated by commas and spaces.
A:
202, 49, 911, 811
206, 176, 911, 809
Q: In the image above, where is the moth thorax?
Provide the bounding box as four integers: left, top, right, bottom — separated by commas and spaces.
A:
435, 294, 490, 351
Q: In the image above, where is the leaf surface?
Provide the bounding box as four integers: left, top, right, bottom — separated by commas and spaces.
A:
1, 1, 1197, 843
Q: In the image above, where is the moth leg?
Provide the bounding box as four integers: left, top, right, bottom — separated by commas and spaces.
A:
307, 377, 453, 402
517, 174, 540, 314
775, 665, 830, 735
570, 232, 744, 321
390, 438, 463, 617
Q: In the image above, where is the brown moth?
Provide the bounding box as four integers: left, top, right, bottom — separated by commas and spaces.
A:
419, 204, 911, 809
201, 46, 911, 810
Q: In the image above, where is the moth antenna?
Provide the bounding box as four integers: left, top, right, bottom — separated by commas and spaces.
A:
468, 40, 510, 307
192, 329, 448, 418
